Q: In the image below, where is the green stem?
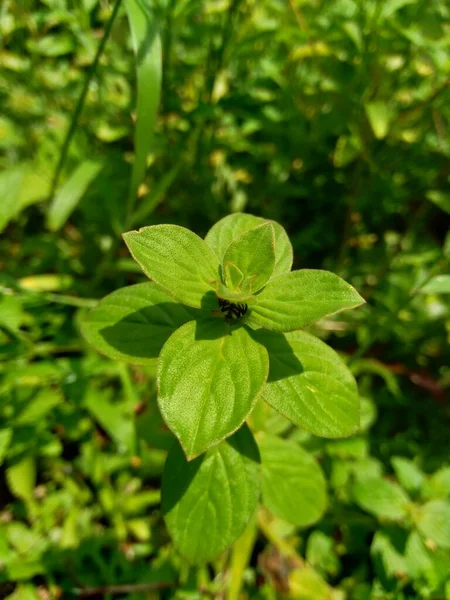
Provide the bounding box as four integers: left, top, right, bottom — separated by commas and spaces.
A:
227, 513, 257, 600
49, 0, 123, 199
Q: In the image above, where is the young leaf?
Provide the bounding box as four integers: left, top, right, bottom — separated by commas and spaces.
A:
254, 330, 360, 437
353, 477, 410, 520
391, 457, 425, 494
125, 0, 162, 214
259, 435, 327, 526
416, 500, 450, 549
249, 270, 365, 331
158, 319, 269, 459
205, 213, 293, 278
162, 424, 260, 563
123, 225, 221, 309
46, 160, 103, 231
80, 283, 201, 364
222, 222, 276, 292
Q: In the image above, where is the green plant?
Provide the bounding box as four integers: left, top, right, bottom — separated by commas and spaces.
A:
81, 212, 365, 562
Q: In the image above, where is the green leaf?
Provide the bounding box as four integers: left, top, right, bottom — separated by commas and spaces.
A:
259, 435, 327, 526
416, 500, 450, 549
14, 389, 61, 426
222, 222, 276, 292
125, 0, 162, 212
6, 456, 36, 506
353, 477, 410, 520
162, 424, 260, 563
391, 457, 425, 494
0, 165, 27, 233
254, 330, 360, 437
426, 190, 450, 214
84, 385, 136, 454
371, 529, 408, 582
419, 275, 450, 294
46, 160, 103, 231
365, 102, 393, 139
424, 466, 450, 500
0, 429, 12, 465
80, 282, 201, 364
158, 319, 269, 459
205, 213, 293, 278
214, 280, 257, 304
123, 225, 221, 309
248, 270, 364, 332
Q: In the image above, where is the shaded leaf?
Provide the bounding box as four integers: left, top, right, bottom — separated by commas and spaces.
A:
162, 424, 260, 563
255, 329, 360, 437
80, 282, 201, 364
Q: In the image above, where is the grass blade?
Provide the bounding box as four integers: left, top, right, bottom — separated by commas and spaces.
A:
125, 0, 162, 225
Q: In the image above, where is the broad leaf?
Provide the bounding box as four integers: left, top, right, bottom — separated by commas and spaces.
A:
365, 102, 393, 139
123, 225, 221, 309
223, 222, 276, 292
205, 213, 293, 278
158, 319, 269, 459
80, 283, 201, 364
254, 330, 360, 437
353, 477, 410, 520
249, 270, 364, 331
214, 280, 257, 304
416, 500, 450, 549
162, 424, 260, 563
259, 435, 327, 526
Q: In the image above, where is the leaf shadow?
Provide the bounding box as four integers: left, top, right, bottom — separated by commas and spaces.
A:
161, 441, 205, 515
99, 302, 202, 360
249, 329, 304, 382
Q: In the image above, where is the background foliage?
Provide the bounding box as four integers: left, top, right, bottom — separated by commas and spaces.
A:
1, 0, 449, 598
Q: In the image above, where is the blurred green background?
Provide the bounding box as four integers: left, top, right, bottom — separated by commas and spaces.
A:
1, 0, 449, 598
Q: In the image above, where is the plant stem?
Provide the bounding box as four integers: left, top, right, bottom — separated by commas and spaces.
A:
227, 514, 257, 600
72, 581, 173, 597
49, 0, 123, 199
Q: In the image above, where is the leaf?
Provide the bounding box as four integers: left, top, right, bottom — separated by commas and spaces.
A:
6, 456, 36, 506
424, 466, 450, 500
365, 102, 393, 139
162, 424, 260, 563
371, 529, 408, 582
223, 222, 276, 292
47, 160, 102, 231
353, 477, 410, 520
248, 270, 364, 332
255, 330, 360, 437
158, 319, 269, 459
416, 500, 450, 549
259, 435, 327, 526
130, 162, 181, 226
0, 165, 27, 233
419, 275, 450, 294
333, 134, 361, 167
123, 225, 221, 309
80, 282, 201, 364
14, 388, 61, 426
84, 385, 136, 454
0, 429, 12, 465
205, 213, 293, 278
125, 0, 162, 211
426, 190, 450, 214
391, 457, 425, 494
